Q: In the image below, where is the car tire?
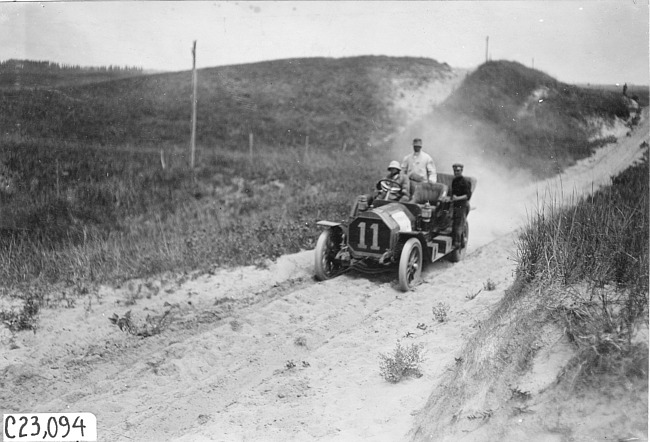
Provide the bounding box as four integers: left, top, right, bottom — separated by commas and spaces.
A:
314, 229, 341, 281
398, 238, 423, 291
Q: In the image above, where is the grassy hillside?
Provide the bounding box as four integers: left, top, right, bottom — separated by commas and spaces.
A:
0, 139, 377, 289
579, 82, 650, 108
0, 56, 643, 294
1, 56, 453, 151
439, 60, 635, 176
0, 55, 458, 290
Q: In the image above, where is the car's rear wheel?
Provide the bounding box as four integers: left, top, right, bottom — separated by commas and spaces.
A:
398, 238, 422, 291
315, 229, 342, 281
449, 221, 469, 263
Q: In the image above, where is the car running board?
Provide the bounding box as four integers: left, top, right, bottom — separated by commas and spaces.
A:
428, 235, 453, 261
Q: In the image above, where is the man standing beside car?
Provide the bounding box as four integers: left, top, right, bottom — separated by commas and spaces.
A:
450, 163, 472, 248
401, 138, 437, 188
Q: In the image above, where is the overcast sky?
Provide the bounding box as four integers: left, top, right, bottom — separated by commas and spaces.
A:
1, 1, 648, 85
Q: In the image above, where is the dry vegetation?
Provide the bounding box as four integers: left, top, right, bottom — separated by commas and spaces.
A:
0, 140, 381, 289
379, 340, 426, 383
412, 145, 648, 441
516, 147, 648, 384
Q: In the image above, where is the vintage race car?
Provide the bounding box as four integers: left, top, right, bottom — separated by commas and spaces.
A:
314, 173, 477, 291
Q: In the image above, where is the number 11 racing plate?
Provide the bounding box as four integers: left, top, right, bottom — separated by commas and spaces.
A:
3, 413, 97, 441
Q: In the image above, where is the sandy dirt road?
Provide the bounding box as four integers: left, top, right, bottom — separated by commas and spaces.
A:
1, 109, 647, 441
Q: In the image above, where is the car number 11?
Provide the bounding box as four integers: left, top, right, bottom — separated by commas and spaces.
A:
357, 222, 380, 250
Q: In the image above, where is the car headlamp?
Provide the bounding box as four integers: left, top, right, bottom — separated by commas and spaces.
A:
358, 195, 368, 211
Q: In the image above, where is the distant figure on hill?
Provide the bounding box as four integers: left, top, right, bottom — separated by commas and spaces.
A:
623, 83, 628, 96
449, 163, 472, 248
401, 138, 437, 188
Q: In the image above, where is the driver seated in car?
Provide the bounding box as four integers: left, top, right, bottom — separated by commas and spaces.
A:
373, 160, 410, 202
351, 161, 410, 217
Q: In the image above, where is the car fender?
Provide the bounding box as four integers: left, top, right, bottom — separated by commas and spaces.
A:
398, 231, 438, 262
316, 220, 347, 236
396, 231, 426, 252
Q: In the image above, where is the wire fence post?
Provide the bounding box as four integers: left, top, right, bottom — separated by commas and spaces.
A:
56, 157, 60, 198
190, 40, 197, 170
249, 132, 254, 163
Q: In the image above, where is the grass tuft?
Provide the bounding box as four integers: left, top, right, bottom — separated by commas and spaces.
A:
431, 302, 450, 323
516, 147, 649, 384
379, 340, 426, 383
0, 298, 39, 332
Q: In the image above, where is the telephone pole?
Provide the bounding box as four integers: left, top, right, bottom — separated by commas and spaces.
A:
190, 40, 198, 169
485, 36, 489, 63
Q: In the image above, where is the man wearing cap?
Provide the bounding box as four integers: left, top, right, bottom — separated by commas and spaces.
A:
375, 160, 410, 202
350, 161, 410, 217
450, 163, 472, 248
401, 138, 437, 186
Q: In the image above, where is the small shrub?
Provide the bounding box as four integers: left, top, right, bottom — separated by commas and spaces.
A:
0, 298, 39, 332
108, 309, 172, 337
466, 409, 493, 421
379, 340, 425, 383
510, 386, 532, 401
432, 302, 450, 323
484, 279, 497, 291
294, 336, 307, 347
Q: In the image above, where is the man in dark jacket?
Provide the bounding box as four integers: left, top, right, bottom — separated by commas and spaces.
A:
450, 163, 472, 248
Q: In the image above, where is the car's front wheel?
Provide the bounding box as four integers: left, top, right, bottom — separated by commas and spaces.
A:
398, 238, 422, 291
314, 229, 342, 281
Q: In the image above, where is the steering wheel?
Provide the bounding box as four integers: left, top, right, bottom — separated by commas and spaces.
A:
376, 179, 403, 200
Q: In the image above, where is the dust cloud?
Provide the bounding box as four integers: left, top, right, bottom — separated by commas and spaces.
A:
388, 111, 538, 251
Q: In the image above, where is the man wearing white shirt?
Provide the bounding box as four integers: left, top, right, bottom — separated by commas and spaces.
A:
401, 138, 437, 185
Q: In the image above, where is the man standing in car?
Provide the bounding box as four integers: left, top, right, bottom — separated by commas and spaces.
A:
401, 138, 437, 185
450, 163, 472, 248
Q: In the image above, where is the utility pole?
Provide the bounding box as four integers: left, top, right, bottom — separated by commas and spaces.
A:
532, 57, 535, 69
190, 40, 198, 169
485, 36, 489, 63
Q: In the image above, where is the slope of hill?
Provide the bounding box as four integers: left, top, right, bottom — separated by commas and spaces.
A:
578, 82, 649, 108
0, 59, 146, 89
410, 117, 648, 442
414, 60, 639, 177
0, 56, 643, 288
0, 56, 461, 151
